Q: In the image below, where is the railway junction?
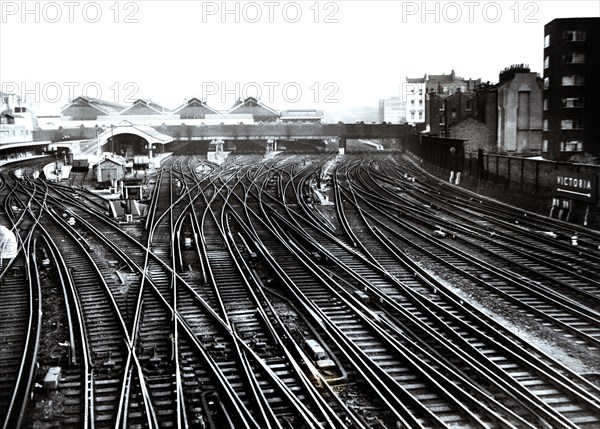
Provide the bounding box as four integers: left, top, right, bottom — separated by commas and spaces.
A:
1, 146, 600, 428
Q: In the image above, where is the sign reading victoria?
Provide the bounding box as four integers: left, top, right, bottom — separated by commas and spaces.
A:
553, 173, 597, 203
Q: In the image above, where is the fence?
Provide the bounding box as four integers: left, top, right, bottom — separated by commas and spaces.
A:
464, 151, 600, 205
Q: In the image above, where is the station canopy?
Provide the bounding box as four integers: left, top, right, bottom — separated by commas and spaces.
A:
98, 121, 174, 146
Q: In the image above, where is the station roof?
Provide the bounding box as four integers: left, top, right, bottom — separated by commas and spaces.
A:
227, 97, 280, 118
172, 97, 220, 117
119, 99, 170, 116
0, 141, 50, 150
61, 96, 126, 119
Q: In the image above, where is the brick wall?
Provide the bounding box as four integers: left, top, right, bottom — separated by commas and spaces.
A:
450, 118, 490, 153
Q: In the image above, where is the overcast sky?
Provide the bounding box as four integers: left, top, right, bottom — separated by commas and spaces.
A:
1, 0, 598, 114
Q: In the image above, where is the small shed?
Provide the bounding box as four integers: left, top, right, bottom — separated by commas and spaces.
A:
121, 177, 144, 200
98, 156, 125, 182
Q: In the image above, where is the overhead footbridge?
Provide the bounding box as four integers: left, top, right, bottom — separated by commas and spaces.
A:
176, 123, 406, 141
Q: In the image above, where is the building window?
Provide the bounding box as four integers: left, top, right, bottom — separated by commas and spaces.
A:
560, 140, 583, 152
561, 119, 583, 130
543, 99, 548, 111
544, 56, 550, 68
542, 139, 548, 152
410, 112, 415, 119
544, 34, 550, 47
418, 111, 423, 119
562, 30, 585, 41
544, 77, 549, 89
411, 100, 415, 106
562, 75, 584, 86
562, 53, 585, 63
451, 108, 457, 118
562, 97, 584, 108
543, 119, 548, 131
439, 103, 445, 111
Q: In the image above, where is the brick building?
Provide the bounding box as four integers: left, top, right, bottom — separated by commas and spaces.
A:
426, 70, 480, 135
444, 65, 543, 154
430, 90, 477, 137
474, 65, 544, 154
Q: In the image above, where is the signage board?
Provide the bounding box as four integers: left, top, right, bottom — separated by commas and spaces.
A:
553, 173, 597, 203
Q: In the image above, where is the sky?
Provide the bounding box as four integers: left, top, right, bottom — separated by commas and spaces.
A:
1, 0, 599, 114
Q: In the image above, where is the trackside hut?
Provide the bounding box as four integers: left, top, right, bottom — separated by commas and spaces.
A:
98, 156, 125, 183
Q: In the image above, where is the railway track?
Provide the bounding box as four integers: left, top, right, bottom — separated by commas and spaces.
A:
2, 153, 599, 429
